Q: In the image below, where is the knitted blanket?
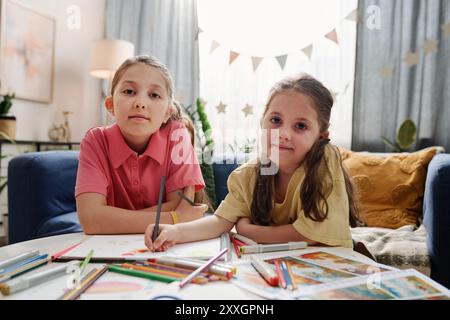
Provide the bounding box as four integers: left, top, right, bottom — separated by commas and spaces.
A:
351, 224, 430, 276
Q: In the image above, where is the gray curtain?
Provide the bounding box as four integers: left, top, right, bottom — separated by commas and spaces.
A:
105, 0, 200, 107
353, 0, 450, 152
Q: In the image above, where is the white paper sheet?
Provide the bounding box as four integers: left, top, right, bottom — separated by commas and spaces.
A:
61, 235, 224, 261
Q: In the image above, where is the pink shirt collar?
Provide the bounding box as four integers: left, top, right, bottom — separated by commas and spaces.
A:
106, 123, 166, 168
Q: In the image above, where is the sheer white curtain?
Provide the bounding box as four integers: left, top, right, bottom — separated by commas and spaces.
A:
198, 0, 358, 153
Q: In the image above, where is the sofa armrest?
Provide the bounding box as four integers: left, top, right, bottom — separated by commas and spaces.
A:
7, 151, 80, 244
424, 154, 450, 288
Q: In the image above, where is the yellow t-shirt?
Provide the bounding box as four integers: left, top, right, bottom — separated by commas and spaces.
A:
215, 144, 353, 248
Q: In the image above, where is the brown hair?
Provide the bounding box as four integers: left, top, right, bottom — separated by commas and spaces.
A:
251, 74, 360, 227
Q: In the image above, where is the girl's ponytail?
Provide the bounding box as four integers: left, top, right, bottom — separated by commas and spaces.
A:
251, 161, 275, 225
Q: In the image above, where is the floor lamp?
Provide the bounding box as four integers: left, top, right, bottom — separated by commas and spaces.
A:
89, 39, 135, 125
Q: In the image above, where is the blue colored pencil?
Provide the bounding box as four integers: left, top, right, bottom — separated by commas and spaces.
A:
2, 253, 49, 274
280, 260, 293, 290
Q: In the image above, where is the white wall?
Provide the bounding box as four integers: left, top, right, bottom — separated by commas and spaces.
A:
0, 0, 106, 241
8, 0, 106, 142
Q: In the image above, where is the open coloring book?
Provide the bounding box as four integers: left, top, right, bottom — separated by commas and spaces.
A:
59, 233, 231, 262
232, 248, 450, 300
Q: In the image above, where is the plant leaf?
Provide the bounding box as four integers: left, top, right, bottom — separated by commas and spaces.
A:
0, 180, 7, 194
396, 119, 416, 150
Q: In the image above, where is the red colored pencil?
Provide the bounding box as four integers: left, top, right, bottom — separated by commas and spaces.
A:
230, 236, 241, 259
273, 259, 286, 289
232, 237, 246, 247
51, 242, 82, 261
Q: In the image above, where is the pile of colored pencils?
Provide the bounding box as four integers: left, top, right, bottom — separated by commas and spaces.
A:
108, 255, 235, 286
230, 233, 257, 259
273, 258, 297, 291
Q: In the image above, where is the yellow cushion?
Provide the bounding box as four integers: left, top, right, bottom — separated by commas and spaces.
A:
339, 147, 439, 229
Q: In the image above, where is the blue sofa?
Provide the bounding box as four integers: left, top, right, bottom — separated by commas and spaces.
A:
7, 151, 450, 288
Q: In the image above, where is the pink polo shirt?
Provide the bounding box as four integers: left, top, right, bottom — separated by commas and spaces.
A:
75, 120, 205, 210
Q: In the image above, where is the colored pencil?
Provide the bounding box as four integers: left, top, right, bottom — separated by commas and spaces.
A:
231, 233, 257, 245
61, 266, 107, 300
240, 242, 307, 254
149, 256, 234, 277
232, 237, 246, 247
0, 250, 40, 272
177, 190, 196, 206
1, 261, 79, 296
152, 175, 166, 243
177, 257, 236, 274
122, 263, 208, 284
179, 248, 228, 288
0, 255, 50, 282
51, 242, 82, 261
136, 261, 199, 275
59, 268, 97, 300
250, 256, 279, 287
273, 259, 286, 289
108, 264, 178, 283
285, 260, 297, 290
79, 249, 94, 275
280, 260, 293, 290
230, 236, 241, 259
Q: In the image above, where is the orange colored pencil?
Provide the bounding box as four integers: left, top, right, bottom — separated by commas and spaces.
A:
285, 260, 297, 290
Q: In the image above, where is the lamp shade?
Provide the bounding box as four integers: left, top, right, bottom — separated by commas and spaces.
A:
89, 39, 135, 79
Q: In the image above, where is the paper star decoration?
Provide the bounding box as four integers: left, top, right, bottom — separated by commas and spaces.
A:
403, 52, 419, 67
216, 102, 227, 114
242, 104, 253, 117
378, 66, 394, 78
422, 39, 439, 54
442, 22, 450, 38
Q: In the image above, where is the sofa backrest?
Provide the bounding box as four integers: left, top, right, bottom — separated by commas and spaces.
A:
8, 151, 80, 243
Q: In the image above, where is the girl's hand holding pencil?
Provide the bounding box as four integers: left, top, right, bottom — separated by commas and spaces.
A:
145, 224, 179, 252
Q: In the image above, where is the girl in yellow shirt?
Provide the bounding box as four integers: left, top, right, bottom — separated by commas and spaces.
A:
145, 74, 360, 250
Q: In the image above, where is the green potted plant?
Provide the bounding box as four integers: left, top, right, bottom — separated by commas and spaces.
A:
0, 93, 16, 140
184, 98, 217, 210
382, 119, 417, 152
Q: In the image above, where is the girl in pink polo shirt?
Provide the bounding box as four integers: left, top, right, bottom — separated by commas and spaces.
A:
75, 55, 208, 234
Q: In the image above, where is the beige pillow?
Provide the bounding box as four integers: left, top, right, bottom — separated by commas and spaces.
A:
339, 147, 440, 229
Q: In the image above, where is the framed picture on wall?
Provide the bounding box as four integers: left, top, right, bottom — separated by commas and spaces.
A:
0, 0, 55, 103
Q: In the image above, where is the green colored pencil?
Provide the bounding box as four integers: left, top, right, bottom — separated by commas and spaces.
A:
80, 249, 94, 275
107, 264, 178, 283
